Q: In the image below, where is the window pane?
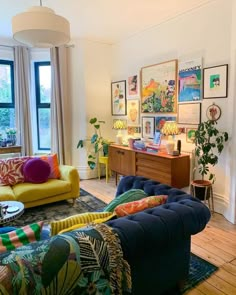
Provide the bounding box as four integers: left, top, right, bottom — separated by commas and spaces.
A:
0, 108, 15, 134
39, 66, 51, 103
38, 108, 51, 149
0, 64, 12, 103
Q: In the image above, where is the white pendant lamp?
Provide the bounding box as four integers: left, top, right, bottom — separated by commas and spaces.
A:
12, 0, 70, 48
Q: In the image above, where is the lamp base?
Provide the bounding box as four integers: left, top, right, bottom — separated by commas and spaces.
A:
165, 136, 175, 155
116, 132, 123, 145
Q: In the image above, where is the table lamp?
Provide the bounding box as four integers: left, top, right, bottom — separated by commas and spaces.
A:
113, 120, 127, 145
161, 121, 180, 155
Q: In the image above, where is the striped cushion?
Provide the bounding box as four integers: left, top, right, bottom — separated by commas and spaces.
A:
50, 212, 113, 236
58, 213, 116, 234
0, 221, 43, 252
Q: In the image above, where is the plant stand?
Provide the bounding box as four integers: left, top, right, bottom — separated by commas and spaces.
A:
190, 180, 214, 213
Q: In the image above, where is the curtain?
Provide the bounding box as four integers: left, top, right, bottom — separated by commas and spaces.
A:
50, 46, 71, 165
14, 46, 33, 156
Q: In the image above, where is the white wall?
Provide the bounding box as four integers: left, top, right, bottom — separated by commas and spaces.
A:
111, 0, 235, 222
69, 39, 112, 179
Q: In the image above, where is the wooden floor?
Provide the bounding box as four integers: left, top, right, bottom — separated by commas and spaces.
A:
80, 177, 236, 295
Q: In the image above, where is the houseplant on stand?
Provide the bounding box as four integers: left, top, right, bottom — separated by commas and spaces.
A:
77, 117, 110, 169
192, 119, 228, 201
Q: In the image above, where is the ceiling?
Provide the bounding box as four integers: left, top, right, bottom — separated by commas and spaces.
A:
1, 0, 214, 45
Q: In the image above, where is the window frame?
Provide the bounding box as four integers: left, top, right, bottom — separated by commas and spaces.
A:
34, 61, 51, 150
0, 59, 15, 109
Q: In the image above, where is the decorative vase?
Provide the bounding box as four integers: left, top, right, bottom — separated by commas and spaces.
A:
7, 134, 16, 146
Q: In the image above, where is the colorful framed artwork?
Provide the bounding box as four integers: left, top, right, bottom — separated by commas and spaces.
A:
127, 74, 139, 98
141, 59, 177, 114
203, 64, 228, 98
127, 126, 141, 135
155, 116, 176, 131
178, 103, 201, 125
178, 58, 202, 103
111, 80, 127, 115
127, 99, 139, 125
186, 128, 197, 143
206, 103, 221, 121
142, 116, 155, 138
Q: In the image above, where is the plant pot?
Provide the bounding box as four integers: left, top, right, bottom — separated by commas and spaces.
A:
191, 179, 212, 201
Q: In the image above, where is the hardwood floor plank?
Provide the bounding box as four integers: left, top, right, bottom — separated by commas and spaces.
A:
185, 288, 204, 294
214, 268, 236, 287
196, 281, 226, 295
207, 274, 236, 294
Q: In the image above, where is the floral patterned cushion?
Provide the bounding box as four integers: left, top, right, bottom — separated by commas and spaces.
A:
0, 157, 30, 186
114, 195, 168, 217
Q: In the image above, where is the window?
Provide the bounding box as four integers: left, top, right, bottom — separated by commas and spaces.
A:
0, 60, 15, 136
34, 62, 51, 150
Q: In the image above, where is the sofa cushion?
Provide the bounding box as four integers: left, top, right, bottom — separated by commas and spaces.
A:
0, 157, 30, 186
103, 189, 148, 212
50, 212, 114, 236
12, 179, 71, 203
23, 158, 51, 183
0, 221, 43, 252
40, 154, 61, 179
114, 195, 168, 217
0, 186, 15, 201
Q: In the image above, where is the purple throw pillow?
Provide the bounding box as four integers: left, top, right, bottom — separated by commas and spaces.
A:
23, 158, 51, 183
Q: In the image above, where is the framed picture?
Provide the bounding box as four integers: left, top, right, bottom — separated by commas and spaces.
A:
155, 116, 176, 131
153, 131, 162, 145
178, 103, 201, 125
111, 80, 127, 115
203, 64, 228, 98
141, 59, 177, 114
127, 126, 141, 135
178, 58, 202, 103
186, 128, 197, 143
127, 99, 140, 125
127, 74, 139, 97
142, 116, 155, 138
206, 103, 221, 121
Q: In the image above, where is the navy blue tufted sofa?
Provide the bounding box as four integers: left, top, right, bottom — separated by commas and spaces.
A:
107, 176, 211, 295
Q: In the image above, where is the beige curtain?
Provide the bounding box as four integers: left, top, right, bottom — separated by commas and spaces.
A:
14, 46, 33, 156
50, 46, 71, 165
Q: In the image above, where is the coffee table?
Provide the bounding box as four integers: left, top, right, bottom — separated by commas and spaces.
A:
0, 201, 24, 225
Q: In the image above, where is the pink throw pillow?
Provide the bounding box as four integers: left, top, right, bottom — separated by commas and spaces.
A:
0, 157, 30, 186
114, 195, 168, 217
23, 158, 51, 183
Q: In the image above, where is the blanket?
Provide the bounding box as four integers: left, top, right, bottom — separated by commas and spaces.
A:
0, 223, 131, 295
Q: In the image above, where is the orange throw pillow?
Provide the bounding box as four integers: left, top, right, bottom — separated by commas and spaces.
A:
40, 154, 60, 179
114, 195, 168, 217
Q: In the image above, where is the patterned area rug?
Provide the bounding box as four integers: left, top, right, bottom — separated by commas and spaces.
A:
181, 253, 218, 293
9, 188, 107, 227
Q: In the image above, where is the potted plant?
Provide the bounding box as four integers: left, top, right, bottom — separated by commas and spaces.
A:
77, 117, 111, 169
192, 119, 228, 200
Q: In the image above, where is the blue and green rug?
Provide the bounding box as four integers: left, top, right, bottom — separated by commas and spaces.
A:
8, 188, 218, 293
181, 253, 218, 294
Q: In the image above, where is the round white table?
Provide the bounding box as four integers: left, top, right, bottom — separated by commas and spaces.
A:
0, 201, 24, 225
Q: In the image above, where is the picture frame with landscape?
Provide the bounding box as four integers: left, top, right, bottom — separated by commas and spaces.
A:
141, 59, 177, 114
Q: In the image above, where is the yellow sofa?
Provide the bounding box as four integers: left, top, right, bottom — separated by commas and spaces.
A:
0, 165, 80, 208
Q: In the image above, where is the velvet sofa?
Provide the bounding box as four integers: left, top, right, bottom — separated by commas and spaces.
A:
0, 165, 80, 208
0, 176, 210, 294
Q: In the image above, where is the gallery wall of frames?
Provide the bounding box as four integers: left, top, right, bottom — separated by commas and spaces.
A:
111, 58, 228, 144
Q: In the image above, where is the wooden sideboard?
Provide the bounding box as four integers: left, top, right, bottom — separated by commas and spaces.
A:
108, 144, 190, 188
0, 145, 22, 155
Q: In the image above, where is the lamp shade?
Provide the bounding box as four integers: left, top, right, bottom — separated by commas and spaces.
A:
12, 6, 70, 48
113, 120, 127, 130
161, 121, 180, 136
